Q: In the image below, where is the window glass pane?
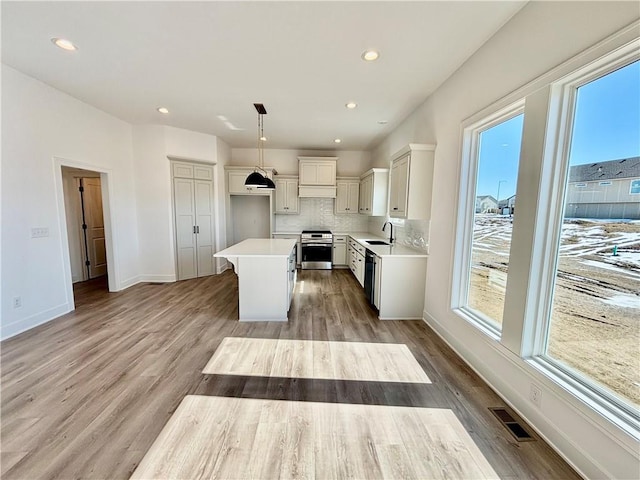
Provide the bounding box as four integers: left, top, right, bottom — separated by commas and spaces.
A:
546, 61, 640, 407
468, 114, 524, 326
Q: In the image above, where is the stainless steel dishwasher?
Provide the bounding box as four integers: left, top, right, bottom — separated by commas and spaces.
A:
364, 249, 376, 307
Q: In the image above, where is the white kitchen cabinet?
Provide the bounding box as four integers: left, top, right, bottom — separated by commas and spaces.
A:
332, 235, 347, 266
298, 157, 337, 185
377, 256, 427, 319
389, 144, 435, 219
287, 248, 297, 308
346, 234, 427, 319
335, 178, 359, 214
172, 161, 215, 281
354, 250, 365, 286
359, 168, 389, 216
347, 237, 365, 286
298, 157, 337, 198
274, 176, 299, 214
227, 167, 274, 195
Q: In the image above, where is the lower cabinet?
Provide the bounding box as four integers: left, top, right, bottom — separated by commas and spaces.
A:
332, 235, 347, 266
287, 247, 297, 308
346, 235, 427, 319
347, 238, 365, 286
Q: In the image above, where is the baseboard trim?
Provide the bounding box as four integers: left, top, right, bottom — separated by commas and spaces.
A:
138, 274, 176, 283
118, 275, 140, 290
422, 310, 623, 480
1, 303, 72, 341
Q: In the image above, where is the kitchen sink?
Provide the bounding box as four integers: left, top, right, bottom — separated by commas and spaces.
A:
366, 240, 391, 246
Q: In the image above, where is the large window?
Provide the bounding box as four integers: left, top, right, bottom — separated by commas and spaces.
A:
454, 105, 524, 333
453, 33, 639, 430
545, 61, 640, 409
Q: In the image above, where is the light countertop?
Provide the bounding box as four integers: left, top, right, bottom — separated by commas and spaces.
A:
345, 232, 428, 258
271, 230, 428, 258
215, 238, 297, 257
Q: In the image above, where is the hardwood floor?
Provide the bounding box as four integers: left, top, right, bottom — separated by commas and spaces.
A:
203, 337, 431, 383
1, 269, 580, 479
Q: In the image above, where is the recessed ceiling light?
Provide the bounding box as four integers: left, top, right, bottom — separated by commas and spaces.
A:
377, 120, 388, 125
334, 138, 342, 144
345, 102, 357, 109
157, 107, 169, 114
361, 50, 379, 62
51, 37, 77, 51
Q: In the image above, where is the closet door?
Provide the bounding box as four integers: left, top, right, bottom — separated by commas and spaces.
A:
174, 178, 197, 280
195, 180, 215, 277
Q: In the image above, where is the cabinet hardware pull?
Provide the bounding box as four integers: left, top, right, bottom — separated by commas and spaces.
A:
196, 226, 200, 234
193, 226, 196, 234
393, 207, 398, 210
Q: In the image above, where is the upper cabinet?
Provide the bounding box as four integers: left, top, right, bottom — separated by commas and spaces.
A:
359, 168, 389, 216
335, 178, 359, 214
274, 176, 299, 214
388, 144, 435, 219
298, 157, 337, 198
226, 167, 274, 195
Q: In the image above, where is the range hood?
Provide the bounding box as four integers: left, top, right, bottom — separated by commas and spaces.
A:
298, 156, 337, 198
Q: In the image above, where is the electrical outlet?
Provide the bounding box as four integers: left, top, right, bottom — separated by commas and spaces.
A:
530, 384, 542, 408
31, 227, 49, 238
13, 296, 22, 309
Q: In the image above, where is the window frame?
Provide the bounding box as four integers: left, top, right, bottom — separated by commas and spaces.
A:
525, 43, 640, 422
630, 178, 640, 194
451, 100, 525, 338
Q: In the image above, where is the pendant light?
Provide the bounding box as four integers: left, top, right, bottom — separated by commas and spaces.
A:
245, 103, 275, 189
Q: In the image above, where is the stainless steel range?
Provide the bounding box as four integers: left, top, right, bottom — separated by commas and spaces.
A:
301, 229, 333, 270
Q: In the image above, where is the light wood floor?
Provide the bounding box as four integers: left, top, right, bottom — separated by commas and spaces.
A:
203, 337, 431, 383
132, 396, 498, 479
1, 270, 581, 479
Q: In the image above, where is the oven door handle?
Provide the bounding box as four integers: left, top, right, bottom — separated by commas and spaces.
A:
303, 243, 331, 247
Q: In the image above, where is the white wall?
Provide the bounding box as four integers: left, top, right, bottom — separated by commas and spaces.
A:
215, 138, 231, 272
1, 65, 139, 339
132, 125, 173, 282
231, 148, 370, 177
132, 125, 221, 282
1, 67, 227, 338
371, 2, 639, 479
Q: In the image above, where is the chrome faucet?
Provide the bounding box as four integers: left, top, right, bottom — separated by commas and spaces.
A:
382, 221, 394, 244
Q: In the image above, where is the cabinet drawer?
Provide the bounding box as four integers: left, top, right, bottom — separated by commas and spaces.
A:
333, 235, 347, 243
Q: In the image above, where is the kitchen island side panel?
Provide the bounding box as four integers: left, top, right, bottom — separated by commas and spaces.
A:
236, 256, 289, 321
379, 256, 427, 320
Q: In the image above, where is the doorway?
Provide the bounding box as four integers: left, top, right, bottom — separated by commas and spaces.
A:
61, 167, 108, 291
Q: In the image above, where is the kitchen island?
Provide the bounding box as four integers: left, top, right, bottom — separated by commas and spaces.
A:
214, 238, 297, 321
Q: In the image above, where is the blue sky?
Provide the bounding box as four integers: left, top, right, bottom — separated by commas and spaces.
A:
476, 60, 639, 200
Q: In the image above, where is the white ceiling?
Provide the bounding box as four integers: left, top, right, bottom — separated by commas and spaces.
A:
1, 1, 526, 150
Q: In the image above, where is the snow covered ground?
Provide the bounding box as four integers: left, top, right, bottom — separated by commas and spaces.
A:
470, 215, 639, 405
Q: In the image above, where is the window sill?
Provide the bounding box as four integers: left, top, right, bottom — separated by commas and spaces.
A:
527, 355, 640, 443
452, 307, 502, 342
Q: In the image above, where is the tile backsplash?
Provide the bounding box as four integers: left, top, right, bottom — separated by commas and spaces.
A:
275, 198, 369, 232
369, 217, 430, 251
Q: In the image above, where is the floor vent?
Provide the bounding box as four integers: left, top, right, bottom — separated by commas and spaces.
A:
489, 407, 535, 442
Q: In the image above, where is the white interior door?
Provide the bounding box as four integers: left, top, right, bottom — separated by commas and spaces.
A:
83, 178, 107, 279
174, 178, 197, 280
194, 180, 215, 277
